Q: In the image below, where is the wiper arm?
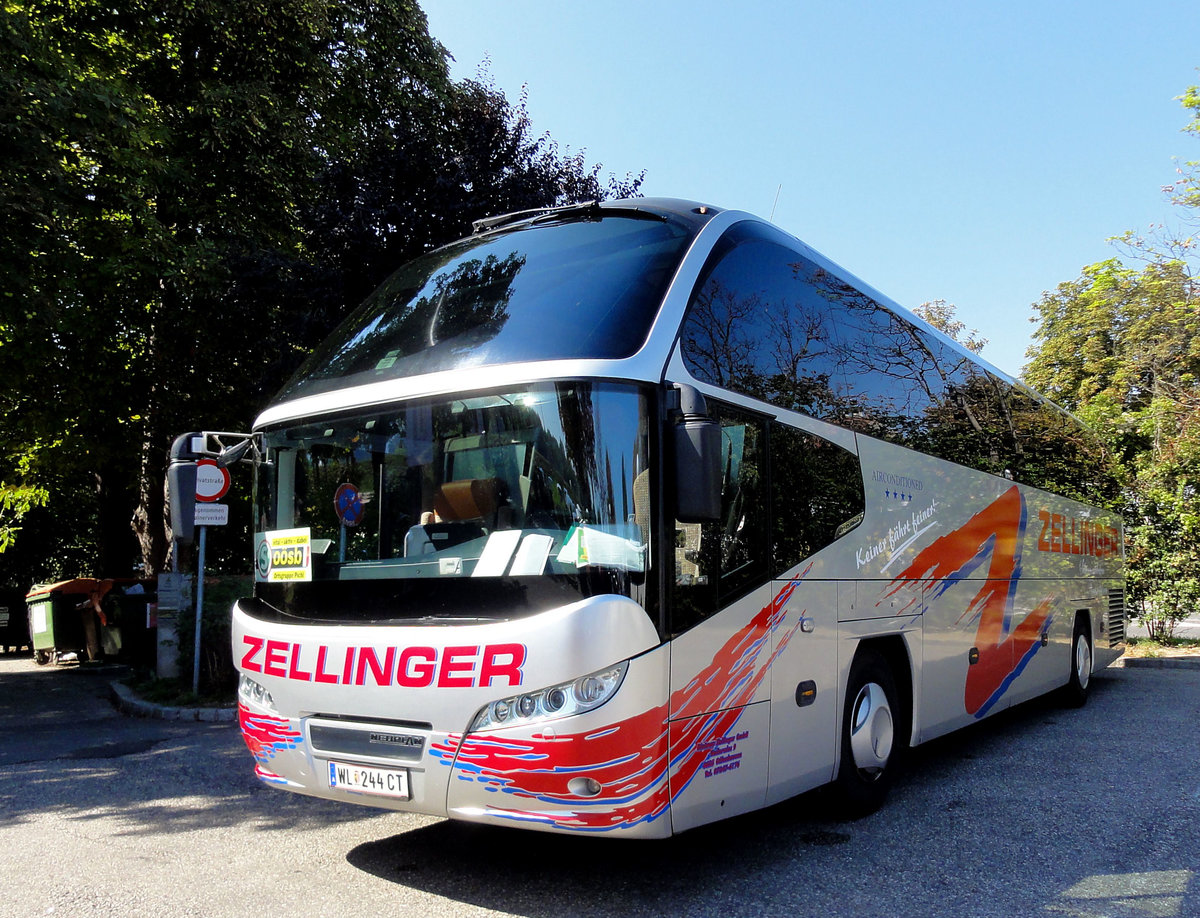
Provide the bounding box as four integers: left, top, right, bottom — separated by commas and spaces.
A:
471, 200, 666, 234
473, 201, 599, 233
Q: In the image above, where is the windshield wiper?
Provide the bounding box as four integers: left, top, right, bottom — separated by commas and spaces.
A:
471, 201, 667, 234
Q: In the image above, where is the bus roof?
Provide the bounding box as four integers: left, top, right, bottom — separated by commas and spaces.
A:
256, 198, 1031, 430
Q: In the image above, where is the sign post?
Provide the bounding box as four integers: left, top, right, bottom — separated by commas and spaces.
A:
192, 459, 231, 695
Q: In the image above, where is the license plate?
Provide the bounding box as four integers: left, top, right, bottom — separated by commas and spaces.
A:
327, 760, 410, 799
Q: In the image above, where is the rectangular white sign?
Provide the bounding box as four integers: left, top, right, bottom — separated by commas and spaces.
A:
194, 503, 229, 526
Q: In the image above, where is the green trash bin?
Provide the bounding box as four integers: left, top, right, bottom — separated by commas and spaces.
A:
26, 579, 96, 665
25, 579, 153, 665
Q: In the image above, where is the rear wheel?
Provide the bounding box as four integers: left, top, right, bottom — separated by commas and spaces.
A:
1063, 616, 1092, 708
831, 649, 900, 818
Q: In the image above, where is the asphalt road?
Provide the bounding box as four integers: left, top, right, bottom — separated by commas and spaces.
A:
0, 652, 1197, 918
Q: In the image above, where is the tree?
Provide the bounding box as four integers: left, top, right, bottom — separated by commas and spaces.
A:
287, 71, 642, 362
1024, 81, 1200, 638
1, 1, 368, 581
913, 300, 988, 355
0, 1, 642, 586
1163, 81, 1200, 216
0, 482, 48, 555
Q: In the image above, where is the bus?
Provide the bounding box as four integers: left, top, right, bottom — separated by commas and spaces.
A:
196, 198, 1124, 838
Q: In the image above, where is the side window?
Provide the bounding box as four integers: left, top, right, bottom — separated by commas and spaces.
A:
679, 223, 843, 421
829, 293, 946, 442
672, 404, 769, 632
1008, 389, 1113, 503
771, 423, 865, 576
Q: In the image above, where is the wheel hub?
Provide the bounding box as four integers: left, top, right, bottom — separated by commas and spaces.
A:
849, 682, 894, 776
1075, 633, 1091, 690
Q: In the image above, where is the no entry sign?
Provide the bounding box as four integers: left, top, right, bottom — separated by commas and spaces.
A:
195, 458, 231, 502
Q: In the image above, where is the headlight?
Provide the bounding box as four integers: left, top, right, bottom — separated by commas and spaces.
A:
468, 661, 628, 733
238, 674, 276, 712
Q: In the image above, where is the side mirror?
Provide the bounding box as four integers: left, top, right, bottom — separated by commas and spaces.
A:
673, 385, 722, 523
216, 437, 257, 468
168, 432, 202, 544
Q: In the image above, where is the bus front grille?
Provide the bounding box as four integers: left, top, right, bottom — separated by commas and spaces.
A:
308, 718, 430, 763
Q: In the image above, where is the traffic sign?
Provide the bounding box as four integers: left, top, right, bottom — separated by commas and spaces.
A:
195, 459, 231, 502
194, 503, 229, 526
334, 482, 366, 527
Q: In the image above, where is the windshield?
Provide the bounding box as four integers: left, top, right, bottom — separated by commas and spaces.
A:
252, 382, 655, 623
278, 215, 694, 402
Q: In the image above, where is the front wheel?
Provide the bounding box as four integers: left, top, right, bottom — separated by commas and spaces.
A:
831, 649, 900, 819
1063, 618, 1092, 708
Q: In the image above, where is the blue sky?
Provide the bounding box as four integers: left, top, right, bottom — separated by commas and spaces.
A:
421, 1, 1199, 378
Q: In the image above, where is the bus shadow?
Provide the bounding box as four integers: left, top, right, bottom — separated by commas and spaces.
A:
345, 674, 1124, 917
901, 670, 1121, 771
346, 791, 848, 917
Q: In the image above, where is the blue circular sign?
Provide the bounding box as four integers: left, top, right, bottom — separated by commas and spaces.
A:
334, 483, 366, 527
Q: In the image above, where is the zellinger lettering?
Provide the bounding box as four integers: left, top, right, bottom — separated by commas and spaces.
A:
240, 636, 527, 688
1035, 509, 1119, 559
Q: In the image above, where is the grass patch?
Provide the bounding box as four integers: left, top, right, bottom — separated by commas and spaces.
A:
124, 672, 236, 708
1125, 635, 1200, 658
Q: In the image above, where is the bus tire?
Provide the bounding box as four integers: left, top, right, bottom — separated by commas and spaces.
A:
831, 649, 899, 819
1063, 616, 1092, 708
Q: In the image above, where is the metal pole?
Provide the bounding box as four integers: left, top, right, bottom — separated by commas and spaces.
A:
193, 525, 206, 695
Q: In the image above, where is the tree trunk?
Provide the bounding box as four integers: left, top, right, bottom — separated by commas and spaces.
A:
96, 470, 140, 578
131, 457, 169, 576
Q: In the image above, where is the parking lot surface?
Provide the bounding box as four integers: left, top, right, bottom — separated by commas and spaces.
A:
0, 654, 1197, 918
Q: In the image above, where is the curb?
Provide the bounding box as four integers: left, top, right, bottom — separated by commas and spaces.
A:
1116, 657, 1200, 671
109, 680, 237, 722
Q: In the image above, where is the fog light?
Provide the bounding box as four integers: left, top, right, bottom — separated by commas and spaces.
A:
568, 777, 603, 797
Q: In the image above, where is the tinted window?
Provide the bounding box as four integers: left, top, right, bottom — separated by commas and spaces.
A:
282, 215, 694, 401
827, 288, 944, 439
679, 221, 1117, 505
771, 423, 865, 576
680, 223, 844, 420
1007, 389, 1115, 504
669, 406, 869, 633
672, 404, 768, 630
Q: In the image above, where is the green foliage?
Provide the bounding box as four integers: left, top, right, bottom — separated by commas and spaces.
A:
1025, 83, 1200, 638
1165, 79, 1200, 214
0, 0, 641, 586
0, 481, 48, 553
913, 299, 988, 355
173, 575, 250, 696
1126, 526, 1200, 640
